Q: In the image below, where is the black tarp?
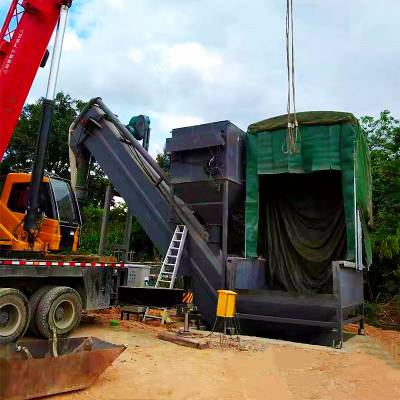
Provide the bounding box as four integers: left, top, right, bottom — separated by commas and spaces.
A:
259, 171, 347, 294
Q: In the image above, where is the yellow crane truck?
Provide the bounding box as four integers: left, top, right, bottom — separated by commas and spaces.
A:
0, 0, 123, 344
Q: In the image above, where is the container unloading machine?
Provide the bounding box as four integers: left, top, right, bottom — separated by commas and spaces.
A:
70, 102, 369, 347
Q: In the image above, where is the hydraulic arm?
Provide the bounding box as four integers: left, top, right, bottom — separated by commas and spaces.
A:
0, 0, 71, 161
23, 2, 71, 240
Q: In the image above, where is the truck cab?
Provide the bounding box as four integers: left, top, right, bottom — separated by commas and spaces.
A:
0, 173, 81, 253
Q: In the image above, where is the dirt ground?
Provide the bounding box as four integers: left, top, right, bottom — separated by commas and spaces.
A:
51, 309, 400, 400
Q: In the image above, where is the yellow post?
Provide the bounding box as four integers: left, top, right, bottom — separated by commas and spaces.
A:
216, 290, 237, 318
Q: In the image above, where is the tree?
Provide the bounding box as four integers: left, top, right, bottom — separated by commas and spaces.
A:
0, 92, 108, 205
78, 202, 155, 259
1, 92, 155, 259
361, 110, 400, 296
1, 92, 83, 177
156, 151, 170, 172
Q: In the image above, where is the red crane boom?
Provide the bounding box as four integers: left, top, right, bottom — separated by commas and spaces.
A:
0, 0, 63, 161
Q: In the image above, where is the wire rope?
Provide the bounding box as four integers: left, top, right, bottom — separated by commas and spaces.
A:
284, 0, 300, 154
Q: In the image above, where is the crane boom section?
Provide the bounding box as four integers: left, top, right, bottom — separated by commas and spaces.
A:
0, 0, 62, 161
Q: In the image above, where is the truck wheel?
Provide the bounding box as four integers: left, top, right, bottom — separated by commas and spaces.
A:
0, 288, 30, 344
36, 286, 82, 338
28, 285, 55, 336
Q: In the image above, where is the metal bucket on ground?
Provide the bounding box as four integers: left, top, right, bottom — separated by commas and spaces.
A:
0, 336, 126, 400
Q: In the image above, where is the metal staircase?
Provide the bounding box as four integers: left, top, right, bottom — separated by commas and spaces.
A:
143, 225, 187, 323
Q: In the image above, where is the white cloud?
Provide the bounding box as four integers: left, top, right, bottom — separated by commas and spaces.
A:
63, 31, 83, 52
152, 111, 204, 132
128, 49, 144, 64
158, 42, 223, 82
109, 0, 125, 10
147, 111, 204, 156
26, 0, 400, 161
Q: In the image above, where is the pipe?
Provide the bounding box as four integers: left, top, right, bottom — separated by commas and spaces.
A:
222, 180, 229, 288
69, 97, 99, 132
70, 97, 168, 185
123, 208, 133, 262
24, 4, 71, 239
45, 5, 69, 100
98, 184, 113, 255
68, 97, 99, 196
23, 99, 55, 237
96, 98, 169, 183
143, 125, 150, 151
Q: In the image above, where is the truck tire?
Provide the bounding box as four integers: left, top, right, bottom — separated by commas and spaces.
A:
36, 286, 82, 339
0, 288, 30, 344
28, 285, 55, 336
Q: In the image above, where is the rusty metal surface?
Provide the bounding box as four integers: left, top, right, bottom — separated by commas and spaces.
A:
0, 337, 126, 400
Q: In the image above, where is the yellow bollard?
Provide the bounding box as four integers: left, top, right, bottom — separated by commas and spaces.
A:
216, 290, 237, 318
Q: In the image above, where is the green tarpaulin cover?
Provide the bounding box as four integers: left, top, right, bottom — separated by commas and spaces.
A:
245, 111, 372, 294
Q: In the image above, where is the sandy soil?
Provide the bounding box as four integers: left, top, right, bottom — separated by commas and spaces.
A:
51, 310, 400, 400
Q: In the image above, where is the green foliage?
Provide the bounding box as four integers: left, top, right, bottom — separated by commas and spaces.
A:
155, 151, 170, 172
1, 92, 154, 260
78, 203, 125, 253
130, 218, 154, 258
364, 295, 400, 329
1, 92, 84, 178
364, 301, 381, 326
0, 92, 108, 205
79, 203, 154, 259
77, 204, 102, 253
379, 226, 400, 261
361, 110, 400, 297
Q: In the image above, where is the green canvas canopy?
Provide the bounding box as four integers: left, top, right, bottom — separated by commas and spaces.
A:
245, 111, 372, 294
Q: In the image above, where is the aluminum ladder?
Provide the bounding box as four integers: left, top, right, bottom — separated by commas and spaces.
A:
143, 225, 188, 324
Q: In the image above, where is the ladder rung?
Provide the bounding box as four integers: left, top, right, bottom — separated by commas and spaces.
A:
152, 225, 186, 292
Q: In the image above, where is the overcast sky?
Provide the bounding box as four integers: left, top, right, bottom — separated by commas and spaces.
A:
4, 0, 400, 155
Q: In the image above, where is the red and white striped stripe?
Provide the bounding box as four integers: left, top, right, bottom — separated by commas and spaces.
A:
0, 259, 126, 268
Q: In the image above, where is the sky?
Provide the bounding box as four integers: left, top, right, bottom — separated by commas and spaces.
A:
3, 0, 400, 156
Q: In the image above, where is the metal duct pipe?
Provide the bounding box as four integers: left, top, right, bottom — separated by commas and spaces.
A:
78, 98, 168, 184
98, 184, 113, 255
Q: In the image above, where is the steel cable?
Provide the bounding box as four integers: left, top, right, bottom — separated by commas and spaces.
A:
284, 0, 300, 154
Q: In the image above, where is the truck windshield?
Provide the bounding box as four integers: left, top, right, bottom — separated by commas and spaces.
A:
50, 178, 77, 223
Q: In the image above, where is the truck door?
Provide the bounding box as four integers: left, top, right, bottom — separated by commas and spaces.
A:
49, 178, 81, 251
